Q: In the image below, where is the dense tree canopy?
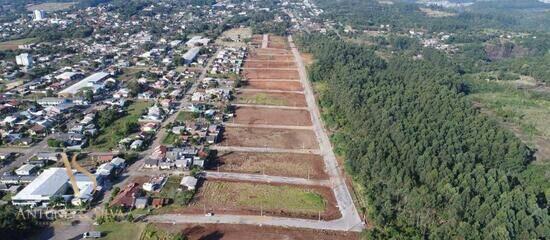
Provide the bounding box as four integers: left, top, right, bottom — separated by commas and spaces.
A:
296, 34, 548, 239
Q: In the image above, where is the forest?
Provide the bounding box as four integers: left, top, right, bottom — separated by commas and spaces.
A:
315, 0, 550, 32
296, 33, 548, 239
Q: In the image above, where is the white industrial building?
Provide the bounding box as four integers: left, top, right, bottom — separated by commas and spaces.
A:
58, 72, 109, 97
33, 10, 46, 21
183, 47, 201, 64
185, 36, 210, 47
16, 53, 33, 67
11, 168, 97, 207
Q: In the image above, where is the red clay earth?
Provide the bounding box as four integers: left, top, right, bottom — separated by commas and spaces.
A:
247, 53, 294, 61
244, 69, 299, 79
221, 127, 318, 149
233, 106, 312, 126
244, 81, 303, 91
214, 151, 327, 179
268, 36, 290, 49
253, 48, 291, 55
153, 223, 359, 240
235, 91, 307, 107
244, 60, 296, 69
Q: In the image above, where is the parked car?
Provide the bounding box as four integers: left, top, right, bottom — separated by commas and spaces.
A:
83, 231, 102, 238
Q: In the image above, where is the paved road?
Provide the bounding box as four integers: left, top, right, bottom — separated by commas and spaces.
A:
149, 214, 363, 232
238, 89, 304, 94
211, 146, 320, 155
224, 123, 313, 130
288, 35, 364, 231
205, 171, 329, 186
232, 103, 308, 110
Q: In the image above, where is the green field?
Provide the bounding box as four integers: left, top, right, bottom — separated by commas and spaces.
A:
175, 111, 198, 122
90, 101, 151, 151
0, 38, 37, 50
96, 222, 145, 240
236, 92, 287, 106
195, 181, 327, 214
467, 80, 550, 139
140, 224, 182, 240
161, 132, 178, 145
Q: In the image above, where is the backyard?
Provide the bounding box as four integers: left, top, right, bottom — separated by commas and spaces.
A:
89, 101, 151, 151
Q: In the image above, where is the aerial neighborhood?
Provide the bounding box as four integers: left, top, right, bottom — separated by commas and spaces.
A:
1, 0, 547, 239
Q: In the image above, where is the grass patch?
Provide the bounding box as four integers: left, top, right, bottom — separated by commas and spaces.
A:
95, 222, 145, 240
140, 224, 182, 240
468, 89, 550, 139
175, 111, 198, 122
237, 93, 286, 106
118, 67, 148, 82
90, 101, 151, 151
0, 38, 37, 51
162, 132, 178, 145
196, 181, 326, 214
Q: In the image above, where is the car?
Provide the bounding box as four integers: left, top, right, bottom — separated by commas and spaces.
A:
205, 212, 214, 217
82, 231, 102, 238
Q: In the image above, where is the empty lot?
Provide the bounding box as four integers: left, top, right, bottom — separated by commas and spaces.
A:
153, 223, 359, 240
244, 81, 303, 91
247, 53, 294, 61
235, 91, 307, 107
214, 152, 326, 179
233, 106, 312, 126
185, 181, 340, 220
244, 69, 299, 79
222, 127, 318, 149
244, 60, 296, 69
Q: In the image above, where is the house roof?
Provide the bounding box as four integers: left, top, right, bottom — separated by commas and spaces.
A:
180, 176, 198, 188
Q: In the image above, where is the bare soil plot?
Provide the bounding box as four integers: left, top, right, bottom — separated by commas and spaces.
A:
235, 91, 307, 107
182, 180, 340, 220
0, 38, 36, 51
216, 27, 252, 48
244, 81, 303, 91
268, 36, 290, 49
154, 223, 359, 240
221, 127, 318, 149
244, 69, 300, 79
214, 152, 326, 179
233, 106, 312, 126
247, 53, 294, 61
251, 35, 263, 43
253, 48, 291, 55
244, 60, 296, 69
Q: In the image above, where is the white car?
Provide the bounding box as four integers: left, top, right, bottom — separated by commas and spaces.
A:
205, 212, 214, 217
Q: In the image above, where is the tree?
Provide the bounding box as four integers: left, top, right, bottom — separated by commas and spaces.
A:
0, 205, 38, 239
